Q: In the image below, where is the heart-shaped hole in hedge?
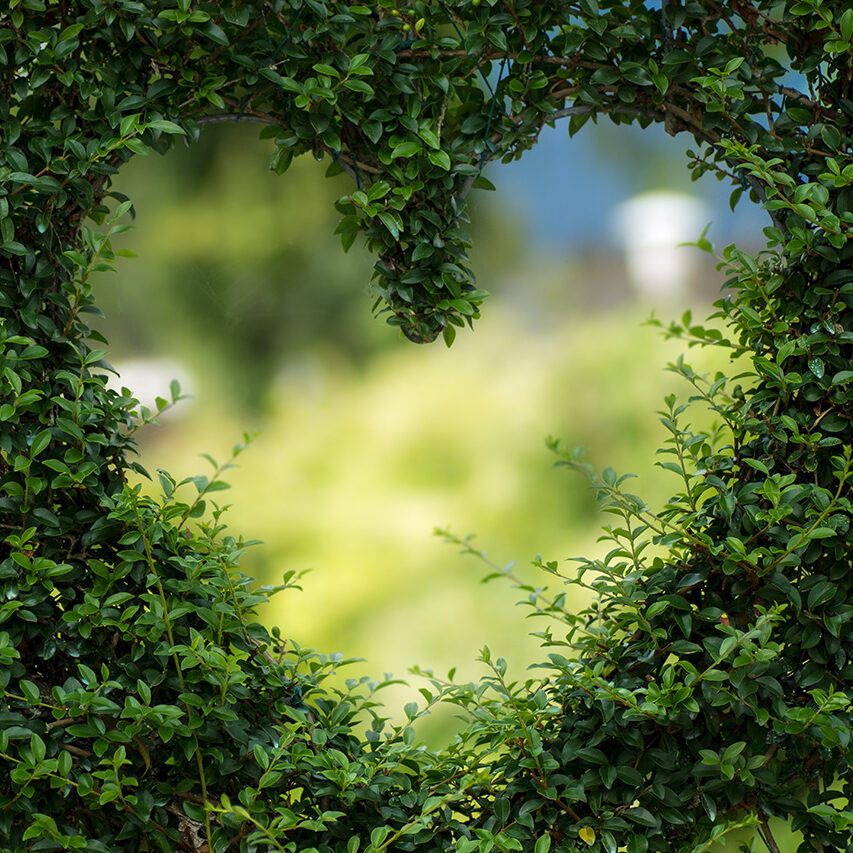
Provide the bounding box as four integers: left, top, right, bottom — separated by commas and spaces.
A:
91, 118, 743, 738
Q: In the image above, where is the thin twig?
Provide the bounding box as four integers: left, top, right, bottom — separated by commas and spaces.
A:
758, 814, 781, 853
194, 112, 285, 127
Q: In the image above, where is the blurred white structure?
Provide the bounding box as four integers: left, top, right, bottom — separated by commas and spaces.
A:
108, 358, 194, 421
613, 191, 709, 300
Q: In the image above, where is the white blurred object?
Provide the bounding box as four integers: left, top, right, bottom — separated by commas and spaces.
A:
108, 358, 194, 420
613, 191, 709, 299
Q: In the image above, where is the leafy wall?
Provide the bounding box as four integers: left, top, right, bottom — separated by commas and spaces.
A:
2, 2, 853, 852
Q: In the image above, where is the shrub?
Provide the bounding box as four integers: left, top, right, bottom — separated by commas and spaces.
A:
1, 2, 852, 851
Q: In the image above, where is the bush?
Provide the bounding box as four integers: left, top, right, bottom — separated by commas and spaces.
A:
1, 2, 852, 851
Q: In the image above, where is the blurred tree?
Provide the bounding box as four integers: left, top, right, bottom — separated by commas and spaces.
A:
99, 124, 382, 411
101, 123, 529, 413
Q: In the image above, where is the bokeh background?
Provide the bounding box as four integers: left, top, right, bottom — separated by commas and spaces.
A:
94, 117, 766, 749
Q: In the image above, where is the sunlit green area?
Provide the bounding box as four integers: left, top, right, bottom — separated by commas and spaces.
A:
98, 123, 733, 738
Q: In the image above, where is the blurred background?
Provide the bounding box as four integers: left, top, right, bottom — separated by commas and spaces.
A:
94, 117, 766, 747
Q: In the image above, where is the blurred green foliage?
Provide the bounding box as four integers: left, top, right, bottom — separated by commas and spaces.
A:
97, 124, 384, 410
98, 124, 732, 740
96, 130, 798, 849
97, 123, 531, 408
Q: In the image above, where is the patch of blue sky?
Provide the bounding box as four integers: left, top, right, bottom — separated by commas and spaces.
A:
485, 117, 769, 251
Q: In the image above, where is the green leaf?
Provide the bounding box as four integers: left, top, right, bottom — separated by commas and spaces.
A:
348, 53, 371, 73
841, 7, 853, 41
30, 733, 46, 763
362, 121, 382, 144
809, 527, 837, 539
20, 680, 40, 704
377, 211, 402, 239
343, 79, 375, 96
313, 63, 340, 78
119, 114, 139, 136
417, 128, 440, 149
743, 457, 769, 475
370, 826, 390, 848
808, 357, 825, 379
59, 22, 85, 41
718, 636, 737, 659
722, 741, 746, 762
450, 299, 475, 316
428, 150, 451, 170
724, 56, 745, 75
99, 788, 120, 805
57, 750, 72, 776
146, 119, 186, 135
136, 679, 152, 704
623, 807, 656, 828
702, 669, 727, 682
776, 340, 796, 364
0, 241, 28, 256
390, 141, 422, 159
253, 743, 270, 769
29, 429, 52, 458
621, 63, 652, 86
367, 181, 391, 202
626, 832, 648, 853
259, 68, 303, 93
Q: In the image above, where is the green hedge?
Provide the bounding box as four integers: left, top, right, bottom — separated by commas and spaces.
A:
1, 2, 852, 851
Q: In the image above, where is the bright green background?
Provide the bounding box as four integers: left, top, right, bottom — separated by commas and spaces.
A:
97, 123, 730, 734
92, 122, 799, 849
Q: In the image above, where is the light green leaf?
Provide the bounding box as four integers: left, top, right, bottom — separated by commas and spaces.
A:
146, 119, 186, 135
390, 141, 422, 159
417, 128, 440, 149
313, 63, 341, 78
348, 53, 372, 73
428, 150, 451, 170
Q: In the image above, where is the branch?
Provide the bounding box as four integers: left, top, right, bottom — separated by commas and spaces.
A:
550, 105, 648, 122
457, 104, 650, 200
194, 112, 285, 128
196, 94, 782, 235
758, 814, 781, 853
779, 86, 815, 107
394, 47, 613, 74
193, 113, 382, 185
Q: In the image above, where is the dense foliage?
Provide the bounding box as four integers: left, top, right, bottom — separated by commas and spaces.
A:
2, 1, 853, 851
